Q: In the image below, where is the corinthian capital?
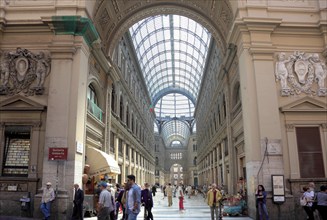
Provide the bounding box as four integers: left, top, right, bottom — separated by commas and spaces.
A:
285, 124, 294, 132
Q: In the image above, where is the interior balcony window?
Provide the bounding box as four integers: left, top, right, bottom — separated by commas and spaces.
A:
87, 85, 103, 121
2, 126, 31, 177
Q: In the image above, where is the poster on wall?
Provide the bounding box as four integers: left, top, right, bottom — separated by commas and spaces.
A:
271, 175, 285, 203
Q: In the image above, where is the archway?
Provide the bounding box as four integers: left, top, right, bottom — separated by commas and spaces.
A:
92, 0, 234, 58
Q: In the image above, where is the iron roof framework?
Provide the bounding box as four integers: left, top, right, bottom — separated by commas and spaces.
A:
129, 14, 211, 146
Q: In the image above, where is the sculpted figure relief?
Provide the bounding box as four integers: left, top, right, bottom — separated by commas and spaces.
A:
35, 52, 50, 87
275, 52, 290, 89
0, 51, 10, 87
309, 53, 327, 89
0, 48, 51, 95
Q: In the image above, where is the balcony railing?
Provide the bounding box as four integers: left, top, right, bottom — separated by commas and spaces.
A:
87, 99, 103, 121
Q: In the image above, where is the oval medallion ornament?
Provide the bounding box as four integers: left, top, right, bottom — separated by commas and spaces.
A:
15, 57, 29, 82
294, 60, 308, 84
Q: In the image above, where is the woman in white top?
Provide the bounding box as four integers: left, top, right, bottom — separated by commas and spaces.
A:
302, 186, 314, 220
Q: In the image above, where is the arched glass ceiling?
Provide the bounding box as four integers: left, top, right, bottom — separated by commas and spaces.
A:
129, 15, 211, 104
155, 93, 194, 120
129, 15, 211, 147
161, 119, 190, 147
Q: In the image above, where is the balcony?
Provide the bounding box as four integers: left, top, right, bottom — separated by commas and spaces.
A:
87, 99, 103, 122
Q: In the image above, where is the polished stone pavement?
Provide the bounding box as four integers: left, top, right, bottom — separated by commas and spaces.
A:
86, 189, 253, 220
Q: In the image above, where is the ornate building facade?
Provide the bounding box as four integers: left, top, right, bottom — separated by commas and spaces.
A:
0, 0, 326, 219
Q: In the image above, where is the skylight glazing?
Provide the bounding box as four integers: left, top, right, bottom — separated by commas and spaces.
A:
129, 15, 211, 103
129, 15, 211, 147
155, 93, 194, 120
161, 120, 191, 147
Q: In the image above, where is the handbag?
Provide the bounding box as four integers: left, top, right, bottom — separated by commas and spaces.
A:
300, 196, 307, 206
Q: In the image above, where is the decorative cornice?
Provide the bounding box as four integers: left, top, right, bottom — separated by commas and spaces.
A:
51, 16, 100, 47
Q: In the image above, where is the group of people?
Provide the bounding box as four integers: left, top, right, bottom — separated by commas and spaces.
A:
301, 182, 327, 220
39, 179, 327, 220
96, 174, 154, 220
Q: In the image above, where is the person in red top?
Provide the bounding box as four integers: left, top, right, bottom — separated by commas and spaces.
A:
207, 183, 222, 220
176, 182, 185, 212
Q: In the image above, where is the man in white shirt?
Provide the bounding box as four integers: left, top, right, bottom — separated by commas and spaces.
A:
40, 182, 55, 220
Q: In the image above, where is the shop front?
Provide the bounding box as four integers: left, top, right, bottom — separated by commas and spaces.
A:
83, 147, 121, 216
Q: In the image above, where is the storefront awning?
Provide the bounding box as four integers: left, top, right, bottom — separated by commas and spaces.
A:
86, 147, 121, 176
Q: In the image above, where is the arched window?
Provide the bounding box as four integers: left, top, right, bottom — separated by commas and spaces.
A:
87, 84, 103, 121
193, 156, 197, 166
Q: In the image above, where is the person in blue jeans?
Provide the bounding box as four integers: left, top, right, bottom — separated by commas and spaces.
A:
126, 174, 141, 220
40, 182, 55, 220
256, 185, 269, 220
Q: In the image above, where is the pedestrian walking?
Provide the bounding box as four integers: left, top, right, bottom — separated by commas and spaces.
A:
165, 183, 173, 207
206, 183, 222, 220
141, 182, 153, 220
126, 175, 141, 220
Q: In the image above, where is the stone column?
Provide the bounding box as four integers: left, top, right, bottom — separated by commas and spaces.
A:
114, 135, 119, 162
36, 35, 89, 219
122, 142, 126, 183
29, 123, 42, 179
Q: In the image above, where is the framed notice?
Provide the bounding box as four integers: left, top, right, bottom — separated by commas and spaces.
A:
271, 175, 285, 203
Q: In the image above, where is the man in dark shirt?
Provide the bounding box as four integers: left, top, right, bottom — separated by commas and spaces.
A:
72, 183, 84, 220
141, 182, 153, 220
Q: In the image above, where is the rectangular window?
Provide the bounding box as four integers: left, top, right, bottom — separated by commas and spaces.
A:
118, 139, 123, 156
126, 145, 129, 159
3, 126, 31, 177
110, 132, 114, 153
224, 138, 229, 156
296, 127, 325, 178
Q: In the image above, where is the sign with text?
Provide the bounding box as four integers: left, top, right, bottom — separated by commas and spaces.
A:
272, 175, 285, 204
48, 147, 68, 160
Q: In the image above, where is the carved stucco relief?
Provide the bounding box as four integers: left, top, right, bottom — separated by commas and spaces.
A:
0, 48, 51, 96
275, 51, 327, 97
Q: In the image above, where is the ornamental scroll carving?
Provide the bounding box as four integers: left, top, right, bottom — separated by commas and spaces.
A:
275, 51, 327, 96
0, 48, 51, 96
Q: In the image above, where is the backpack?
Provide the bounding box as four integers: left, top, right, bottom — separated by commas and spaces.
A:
300, 195, 307, 206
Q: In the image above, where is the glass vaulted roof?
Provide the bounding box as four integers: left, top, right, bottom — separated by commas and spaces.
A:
129, 15, 211, 147
155, 93, 194, 120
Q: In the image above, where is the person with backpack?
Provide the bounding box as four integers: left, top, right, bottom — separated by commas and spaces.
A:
141, 182, 153, 220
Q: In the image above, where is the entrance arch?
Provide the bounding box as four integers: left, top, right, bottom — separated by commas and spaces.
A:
92, 0, 234, 58
169, 163, 184, 185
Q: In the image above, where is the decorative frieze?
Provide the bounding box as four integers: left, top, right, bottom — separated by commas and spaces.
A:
275, 51, 327, 96
0, 48, 51, 96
